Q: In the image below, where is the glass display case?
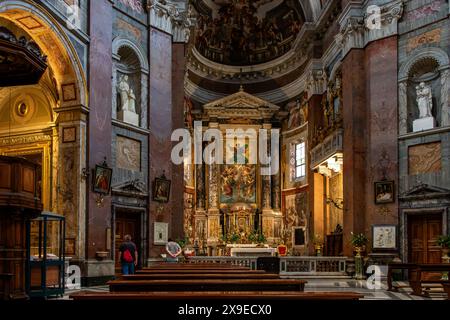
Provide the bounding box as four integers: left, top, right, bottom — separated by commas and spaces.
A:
26, 212, 65, 298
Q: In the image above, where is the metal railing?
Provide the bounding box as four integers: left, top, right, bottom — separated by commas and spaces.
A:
186, 256, 348, 276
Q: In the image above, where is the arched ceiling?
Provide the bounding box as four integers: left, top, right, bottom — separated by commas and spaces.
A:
186, 0, 335, 107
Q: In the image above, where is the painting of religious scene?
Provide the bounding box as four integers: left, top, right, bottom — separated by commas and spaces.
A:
225, 135, 253, 165
284, 192, 307, 228
193, 0, 305, 66
220, 165, 256, 204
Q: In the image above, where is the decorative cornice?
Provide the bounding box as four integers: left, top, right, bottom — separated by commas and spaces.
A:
338, 0, 404, 58
186, 58, 332, 105
147, 0, 193, 42
203, 89, 280, 121
306, 67, 328, 99
112, 179, 148, 198
0, 134, 52, 146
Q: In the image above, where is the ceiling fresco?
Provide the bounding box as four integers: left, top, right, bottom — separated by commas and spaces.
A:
193, 0, 305, 66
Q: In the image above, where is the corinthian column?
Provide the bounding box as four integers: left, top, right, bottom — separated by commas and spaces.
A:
195, 163, 205, 210
262, 127, 272, 210
194, 144, 207, 245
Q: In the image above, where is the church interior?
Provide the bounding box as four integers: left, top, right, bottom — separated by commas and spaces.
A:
0, 0, 450, 303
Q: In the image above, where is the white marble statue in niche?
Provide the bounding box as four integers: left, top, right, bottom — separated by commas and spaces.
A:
128, 89, 136, 113
118, 75, 130, 111
416, 82, 433, 118
117, 74, 139, 126
413, 82, 435, 132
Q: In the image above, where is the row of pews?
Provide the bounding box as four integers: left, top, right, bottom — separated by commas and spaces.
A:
70, 263, 363, 300
387, 263, 450, 299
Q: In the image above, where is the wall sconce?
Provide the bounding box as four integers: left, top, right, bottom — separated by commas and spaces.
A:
95, 193, 105, 208
81, 167, 90, 181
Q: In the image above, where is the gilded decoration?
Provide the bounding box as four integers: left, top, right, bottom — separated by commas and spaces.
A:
189, 89, 282, 248
312, 76, 342, 147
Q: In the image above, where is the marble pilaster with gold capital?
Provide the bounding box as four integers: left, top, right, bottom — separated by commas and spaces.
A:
207, 160, 220, 244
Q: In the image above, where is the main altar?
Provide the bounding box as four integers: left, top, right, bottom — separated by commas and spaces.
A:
185, 88, 284, 255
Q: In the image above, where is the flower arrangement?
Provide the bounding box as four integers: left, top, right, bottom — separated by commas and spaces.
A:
248, 231, 258, 243
176, 237, 189, 248
350, 232, 369, 247
229, 232, 241, 244
437, 234, 450, 248
257, 232, 267, 244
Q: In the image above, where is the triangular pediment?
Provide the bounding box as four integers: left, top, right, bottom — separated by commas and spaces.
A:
204, 89, 278, 109
400, 183, 450, 199
203, 88, 279, 119
112, 179, 148, 197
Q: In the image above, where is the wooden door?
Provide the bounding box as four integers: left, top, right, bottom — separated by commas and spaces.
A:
115, 212, 141, 269
408, 214, 442, 264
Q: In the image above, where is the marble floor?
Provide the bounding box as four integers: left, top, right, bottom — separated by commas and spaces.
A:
59, 279, 448, 300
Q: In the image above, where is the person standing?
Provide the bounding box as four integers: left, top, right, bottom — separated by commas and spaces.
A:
119, 234, 138, 274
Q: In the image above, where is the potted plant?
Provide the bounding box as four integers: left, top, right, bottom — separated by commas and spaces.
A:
350, 232, 368, 257
229, 232, 240, 244
257, 232, 266, 245
248, 231, 258, 244
437, 234, 450, 263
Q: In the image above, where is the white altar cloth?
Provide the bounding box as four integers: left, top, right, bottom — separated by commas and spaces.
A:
230, 247, 276, 257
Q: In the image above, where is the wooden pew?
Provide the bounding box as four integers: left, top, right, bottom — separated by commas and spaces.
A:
387, 263, 417, 291
0, 273, 13, 300
70, 291, 363, 300
136, 269, 267, 274
144, 264, 250, 270
121, 273, 280, 280
108, 279, 307, 292
409, 264, 450, 299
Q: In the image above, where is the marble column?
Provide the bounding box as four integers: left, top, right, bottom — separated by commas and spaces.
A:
261, 124, 278, 244
262, 126, 272, 210
271, 168, 281, 211
441, 68, 450, 127
206, 122, 220, 248
196, 163, 205, 210
207, 161, 220, 246
194, 149, 207, 245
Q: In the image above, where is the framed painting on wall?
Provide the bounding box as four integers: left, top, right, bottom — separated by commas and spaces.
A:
93, 165, 113, 194
153, 177, 171, 202
372, 225, 397, 250
154, 222, 168, 245
374, 180, 395, 204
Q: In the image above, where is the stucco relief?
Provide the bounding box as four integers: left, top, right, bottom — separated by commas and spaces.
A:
116, 136, 141, 171
408, 142, 441, 175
